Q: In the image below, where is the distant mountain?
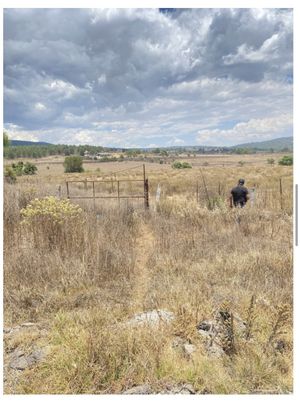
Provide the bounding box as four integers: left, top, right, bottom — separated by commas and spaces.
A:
10, 139, 52, 146
231, 136, 293, 151
8, 137, 293, 152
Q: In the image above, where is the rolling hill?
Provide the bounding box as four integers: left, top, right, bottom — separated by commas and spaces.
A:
231, 136, 293, 151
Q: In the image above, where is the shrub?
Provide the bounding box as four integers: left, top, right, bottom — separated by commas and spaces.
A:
172, 161, 192, 169
267, 158, 275, 165
21, 196, 83, 225
11, 161, 25, 176
23, 162, 38, 175
181, 162, 192, 168
64, 156, 84, 173
4, 166, 17, 183
10, 161, 38, 176
278, 155, 293, 166
20, 196, 83, 249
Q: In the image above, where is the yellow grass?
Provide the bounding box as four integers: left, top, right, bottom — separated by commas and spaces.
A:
3, 154, 293, 394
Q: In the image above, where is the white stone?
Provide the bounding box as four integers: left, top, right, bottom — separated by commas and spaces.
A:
127, 310, 175, 327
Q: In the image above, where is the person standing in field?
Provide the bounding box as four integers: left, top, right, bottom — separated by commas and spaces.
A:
230, 178, 249, 208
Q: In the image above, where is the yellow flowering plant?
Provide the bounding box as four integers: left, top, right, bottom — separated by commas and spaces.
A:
20, 196, 83, 250
21, 196, 83, 224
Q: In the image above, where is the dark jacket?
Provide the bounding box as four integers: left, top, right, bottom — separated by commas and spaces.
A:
231, 185, 249, 207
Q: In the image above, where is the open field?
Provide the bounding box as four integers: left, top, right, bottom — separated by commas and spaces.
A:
3, 153, 293, 394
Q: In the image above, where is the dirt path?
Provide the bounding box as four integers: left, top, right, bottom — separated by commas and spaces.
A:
133, 222, 155, 311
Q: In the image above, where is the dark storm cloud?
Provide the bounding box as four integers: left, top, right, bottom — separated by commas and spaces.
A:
4, 8, 293, 146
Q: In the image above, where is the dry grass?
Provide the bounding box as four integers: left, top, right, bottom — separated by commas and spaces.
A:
3, 156, 293, 394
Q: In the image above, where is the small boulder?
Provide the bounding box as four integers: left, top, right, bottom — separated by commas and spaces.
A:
161, 383, 196, 394
9, 347, 45, 370
9, 350, 28, 370
127, 310, 175, 327
123, 384, 152, 394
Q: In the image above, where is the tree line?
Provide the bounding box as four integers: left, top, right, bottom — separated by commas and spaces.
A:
3, 144, 109, 159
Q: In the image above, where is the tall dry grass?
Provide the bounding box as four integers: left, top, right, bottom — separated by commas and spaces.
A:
3, 163, 293, 394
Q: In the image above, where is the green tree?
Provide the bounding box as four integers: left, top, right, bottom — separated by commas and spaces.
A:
278, 155, 293, 166
3, 132, 9, 147
64, 156, 84, 173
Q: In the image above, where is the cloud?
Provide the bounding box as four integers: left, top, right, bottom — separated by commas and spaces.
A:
4, 8, 293, 147
196, 114, 293, 146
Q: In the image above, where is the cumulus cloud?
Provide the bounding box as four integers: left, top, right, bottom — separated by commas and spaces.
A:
196, 114, 293, 146
4, 8, 293, 147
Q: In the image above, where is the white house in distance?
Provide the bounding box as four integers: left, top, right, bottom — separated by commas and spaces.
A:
83, 150, 111, 159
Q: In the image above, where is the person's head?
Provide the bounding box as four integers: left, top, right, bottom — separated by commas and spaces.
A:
238, 178, 245, 186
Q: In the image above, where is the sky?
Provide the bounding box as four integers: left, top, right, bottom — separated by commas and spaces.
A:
3, 8, 293, 148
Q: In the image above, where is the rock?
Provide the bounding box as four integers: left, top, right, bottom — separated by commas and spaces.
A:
183, 343, 196, 356
206, 342, 225, 358
172, 336, 196, 358
161, 383, 196, 394
197, 320, 216, 337
197, 311, 246, 358
26, 348, 45, 365
197, 321, 213, 332
123, 384, 152, 394
9, 350, 28, 370
21, 322, 37, 328
127, 310, 175, 327
4, 322, 39, 337
274, 339, 287, 353
9, 347, 45, 370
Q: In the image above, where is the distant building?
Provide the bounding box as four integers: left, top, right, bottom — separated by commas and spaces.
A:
96, 152, 111, 159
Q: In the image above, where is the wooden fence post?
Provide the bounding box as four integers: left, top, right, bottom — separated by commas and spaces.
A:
92, 181, 95, 211
279, 178, 283, 210
66, 181, 69, 199
111, 178, 114, 193
144, 179, 149, 209
143, 164, 149, 210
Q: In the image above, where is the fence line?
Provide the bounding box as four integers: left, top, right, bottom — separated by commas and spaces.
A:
195, 178, 291, 210
65, 164, 149, 210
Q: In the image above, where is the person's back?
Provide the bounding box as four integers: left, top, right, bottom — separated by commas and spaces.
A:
230, 179, 249, 207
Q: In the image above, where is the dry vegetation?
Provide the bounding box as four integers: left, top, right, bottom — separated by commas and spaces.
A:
3, 155, 293, 394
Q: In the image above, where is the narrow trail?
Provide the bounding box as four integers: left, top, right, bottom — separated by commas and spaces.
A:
133, 221, 155, 311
